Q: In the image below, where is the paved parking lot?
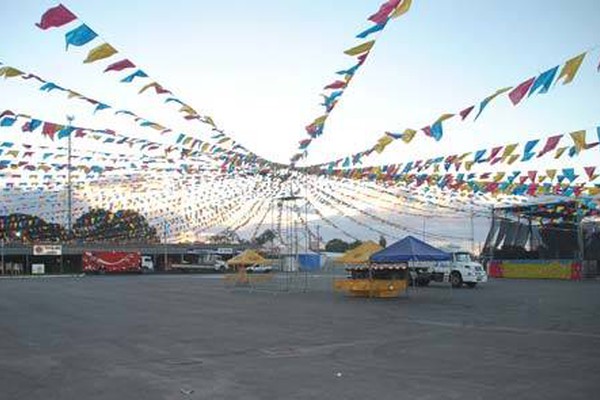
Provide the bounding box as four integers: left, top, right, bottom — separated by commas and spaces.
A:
1, 275, 599, 399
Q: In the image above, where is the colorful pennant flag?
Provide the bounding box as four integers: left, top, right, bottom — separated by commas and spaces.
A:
65, 24, 97, 49
104, 59, 135, 73
555, 53, 586, 85
83, 43, 118, 63
344, 40, 376, 56
36, 4, 77, 30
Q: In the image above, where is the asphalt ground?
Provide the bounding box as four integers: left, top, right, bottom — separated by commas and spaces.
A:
1, 274, 599, 400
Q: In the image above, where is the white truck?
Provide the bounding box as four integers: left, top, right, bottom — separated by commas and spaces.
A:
141, 256, 154, 273
170, 253, 228, 273
411, 252, 487, 288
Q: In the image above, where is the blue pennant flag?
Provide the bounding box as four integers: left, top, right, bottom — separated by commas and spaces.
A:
57, 126, 75, 139
121, 69, 148, 83
356, 23, 386, 39
528, 66, 559, 96
0, 117, 16, 127
65, 24, 98, 49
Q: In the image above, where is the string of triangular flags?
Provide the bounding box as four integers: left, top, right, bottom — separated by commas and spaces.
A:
290, 0, 413, 164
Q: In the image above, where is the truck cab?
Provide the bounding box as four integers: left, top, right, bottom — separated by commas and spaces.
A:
431, 252, 488, 288
410, 252, 488, 288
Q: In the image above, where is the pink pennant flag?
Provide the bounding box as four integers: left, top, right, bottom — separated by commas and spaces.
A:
36, 4, 77, 30
357, 52, 370, 65
459, 105, 475, 120
508, 77, 535, 105
584, 166, 597, 180
527, 171, 537, 182
368, 0, 401, 25
104, 59, 135, 73
537, 135, 562, 157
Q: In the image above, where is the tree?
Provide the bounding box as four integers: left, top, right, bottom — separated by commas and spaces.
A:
0, 213, 66, 242
325, 238, 349, 253
73, 208, 158, 243
379, 235, 387, 248
348, 240, 363, 250
253, 229, 276, 246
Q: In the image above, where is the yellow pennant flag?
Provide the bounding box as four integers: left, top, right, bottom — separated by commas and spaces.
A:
374, 134, 393, 153
83, 43, 118, 64
435, 113, 455, 124
546, 169, 557, 180
179, 105, 195, 114
556, 53, 586, 85
569, 130, 587, 153
0, 66, 24, 78
402, 128, 416, 143
493, 172, 505, 182
554, 147, 568, 159
588, 187, 600, 196
501, 143, 518, 160
391, 0, 413, 18
507, 154, 520, 165
313, 114, 328, 126
464, 161, 474, 171
344, 40, 375, 56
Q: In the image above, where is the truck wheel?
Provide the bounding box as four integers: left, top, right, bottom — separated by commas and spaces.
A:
466, 282, 477, 288
450, 272, 462, 288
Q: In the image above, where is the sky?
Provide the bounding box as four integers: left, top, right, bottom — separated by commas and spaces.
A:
0, 0, 599, 245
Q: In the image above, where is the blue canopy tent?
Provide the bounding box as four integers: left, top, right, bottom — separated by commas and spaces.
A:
370, 235, 451, 263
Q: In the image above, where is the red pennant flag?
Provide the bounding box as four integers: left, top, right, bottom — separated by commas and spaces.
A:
459, 105, 475, 120
324, 80, 347, 90
537, 135, 562, 157
584, 166, 597, 180
508, 77, 535, 105
0, 110, 15, 119
42, 122, 61, 140
487, 146, 503, 161
36, 4, 77, 30
357, 52, 370, 65
422, 126, 432, 137
104, 59, 135, 73
75, 129, 86, 138
527, 171, 537, 182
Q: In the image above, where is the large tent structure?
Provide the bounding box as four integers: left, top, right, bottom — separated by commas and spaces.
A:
334, 241, 383, 265
370, 236, 451, 263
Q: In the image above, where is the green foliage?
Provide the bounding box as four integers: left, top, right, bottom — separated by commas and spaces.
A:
325, 238, 350, 253
72, 208, 158, 243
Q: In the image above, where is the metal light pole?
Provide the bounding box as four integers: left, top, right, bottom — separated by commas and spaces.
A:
66, 115, 75, 239
1, 237, 4, 275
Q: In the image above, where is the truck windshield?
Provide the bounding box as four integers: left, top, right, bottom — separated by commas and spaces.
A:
455, 253, 472, 262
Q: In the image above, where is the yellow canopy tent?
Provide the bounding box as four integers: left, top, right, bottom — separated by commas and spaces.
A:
334, 241, 383, 265
226, 249, 269, 266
